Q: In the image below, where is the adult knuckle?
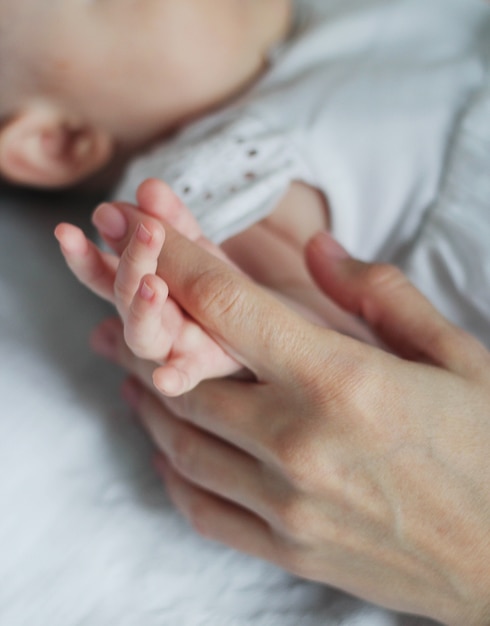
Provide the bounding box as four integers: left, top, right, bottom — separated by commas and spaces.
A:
188, 268, 246, 325
289, 331, 367, 413
340, 362, 399, 442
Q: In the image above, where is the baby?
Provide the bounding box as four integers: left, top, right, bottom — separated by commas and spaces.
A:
3, 0, 490, 368
0, 0, 292, 188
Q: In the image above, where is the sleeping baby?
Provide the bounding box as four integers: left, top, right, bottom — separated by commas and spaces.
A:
1, 0, 489, 387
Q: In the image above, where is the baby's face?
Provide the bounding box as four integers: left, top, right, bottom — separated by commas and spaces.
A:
13, 0, 289, 149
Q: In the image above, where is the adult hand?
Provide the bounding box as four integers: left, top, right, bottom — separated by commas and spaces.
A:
93, 228, 490, 625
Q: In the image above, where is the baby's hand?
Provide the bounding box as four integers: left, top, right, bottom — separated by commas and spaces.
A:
112, 215, 242, 396
55, 179, 242, 396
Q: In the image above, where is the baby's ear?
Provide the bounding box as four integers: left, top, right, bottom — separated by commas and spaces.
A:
0, 107, 114, 188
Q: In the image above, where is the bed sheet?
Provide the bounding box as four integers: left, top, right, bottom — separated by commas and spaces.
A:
0, 189, 439, 626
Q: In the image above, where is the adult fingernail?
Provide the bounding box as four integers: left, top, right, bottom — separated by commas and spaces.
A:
121, 378, 143, 410
311, 231, 350, 260
92, 203, 128, 240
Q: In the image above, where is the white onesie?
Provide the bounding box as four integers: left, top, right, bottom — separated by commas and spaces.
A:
116, 0, 490, 345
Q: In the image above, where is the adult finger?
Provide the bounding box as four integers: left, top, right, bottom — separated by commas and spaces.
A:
156, 225, 341, 383
123, 379, 284, 523
159, 377, 284, 463
154, 455, 280, 564
136, 178, 203, 241
306, 231, 487, 373
92, 315, 289, 462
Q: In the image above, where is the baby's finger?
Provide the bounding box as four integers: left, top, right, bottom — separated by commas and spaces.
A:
54, 223, 117, 302
114, 220, 165, 319
125, 273, 172, 361
92, 198, 232, 270
92, 201, 141, 255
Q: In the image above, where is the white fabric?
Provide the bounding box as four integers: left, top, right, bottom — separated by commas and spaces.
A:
0, 192, 439, 625
398, 86, 490, 343
117, 0, 490, 345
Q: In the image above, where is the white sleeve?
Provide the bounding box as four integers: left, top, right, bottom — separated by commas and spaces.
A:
113, 115, 310, 244
399, 84, 490, 347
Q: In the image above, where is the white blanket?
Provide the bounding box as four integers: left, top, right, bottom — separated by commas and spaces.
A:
0, 191, 440, 625
116, 0, 490, 347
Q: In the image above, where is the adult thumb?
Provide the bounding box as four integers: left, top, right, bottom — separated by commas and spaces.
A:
305, 231, 472, 369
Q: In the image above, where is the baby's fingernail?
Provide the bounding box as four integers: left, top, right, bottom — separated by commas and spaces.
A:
92, 203, 128, 240
154, 367, 188, 397
139, 280, 155, 301
121, 378, 143, 410
136, 223, 152, 244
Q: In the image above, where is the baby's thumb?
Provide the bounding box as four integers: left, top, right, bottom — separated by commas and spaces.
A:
305, 231, 468, 367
